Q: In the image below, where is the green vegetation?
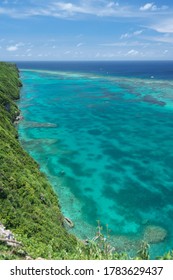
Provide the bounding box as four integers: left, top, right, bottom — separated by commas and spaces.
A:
0, 61, 172, 260
0, 62, 78, 259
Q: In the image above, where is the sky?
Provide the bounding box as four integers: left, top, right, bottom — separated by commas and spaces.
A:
0, 0, 173, 61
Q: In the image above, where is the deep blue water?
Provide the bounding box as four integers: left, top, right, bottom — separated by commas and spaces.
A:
16, 60, 173, 80
16, 61, 173, 258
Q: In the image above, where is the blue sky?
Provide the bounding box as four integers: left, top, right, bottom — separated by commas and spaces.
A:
0, 0, 173, 60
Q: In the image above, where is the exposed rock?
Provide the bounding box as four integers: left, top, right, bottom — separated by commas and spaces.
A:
143, 225, 167, 244
26, 256, 33, 260
0, 222, 21, 247
14, 114, 23, 125
63, 217, 74, 228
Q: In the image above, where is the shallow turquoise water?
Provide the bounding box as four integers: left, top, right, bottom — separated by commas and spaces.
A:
18, 69, 173, 258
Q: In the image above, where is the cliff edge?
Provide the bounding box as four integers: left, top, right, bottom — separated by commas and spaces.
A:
0, 62, 77, 259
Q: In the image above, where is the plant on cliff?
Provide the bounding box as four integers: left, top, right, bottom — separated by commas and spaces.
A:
0, 62, 78, 259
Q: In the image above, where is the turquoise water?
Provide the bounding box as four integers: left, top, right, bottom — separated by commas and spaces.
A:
18, 68, 173, 258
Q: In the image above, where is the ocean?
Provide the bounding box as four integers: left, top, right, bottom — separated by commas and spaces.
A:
16, 61, 173, 258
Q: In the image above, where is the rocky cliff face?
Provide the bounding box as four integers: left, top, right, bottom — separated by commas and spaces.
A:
0, 62, 77, 259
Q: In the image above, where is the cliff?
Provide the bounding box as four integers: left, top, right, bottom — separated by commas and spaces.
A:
0, 62, 77, 259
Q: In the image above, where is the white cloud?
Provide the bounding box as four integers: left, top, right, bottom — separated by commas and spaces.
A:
6, 45, 18, 51
53, 2, 89, 16
145, 34, 173, 44
100, 41, 149, 47
0, 0, 170, 21
140, 3, 155, 11
120, 30, 143, 39
0, 0, 171, 26
150, 19, 173, 33
26, 48, 31, 53
0, 1, 136, 19
126, 49, 139, 56
54, 1, 119, 18
76, 42, 84, 47
133, 30, 143, 36
140, 2, 168, 12
0, 7, 28, 18
106, 2, 119, 8
120, 33, 129, 39
6, 42, 24, 51
64, 50, 71, 54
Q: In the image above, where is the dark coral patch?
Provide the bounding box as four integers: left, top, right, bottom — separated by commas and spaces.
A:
142, 95, 166, 106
